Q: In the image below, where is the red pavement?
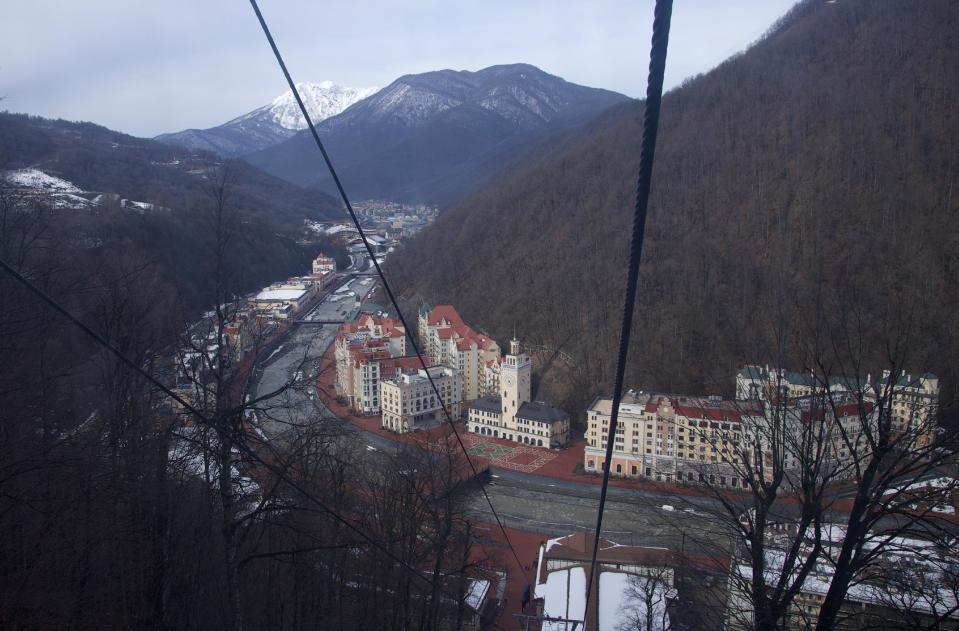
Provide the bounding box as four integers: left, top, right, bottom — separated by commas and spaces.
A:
473, 525, 546, 629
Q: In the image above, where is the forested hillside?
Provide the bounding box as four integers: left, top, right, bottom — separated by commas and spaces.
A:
0, 113, 347, 311
389, 0, 959, 421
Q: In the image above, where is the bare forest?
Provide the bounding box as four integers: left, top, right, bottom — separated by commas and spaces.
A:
388, 0, 959, 427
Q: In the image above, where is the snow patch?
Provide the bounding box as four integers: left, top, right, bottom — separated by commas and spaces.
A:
4, 168, 83, 193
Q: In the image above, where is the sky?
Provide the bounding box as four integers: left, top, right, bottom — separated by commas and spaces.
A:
1, 0, 798, 138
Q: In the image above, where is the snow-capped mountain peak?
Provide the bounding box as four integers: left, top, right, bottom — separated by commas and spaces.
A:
254, 82, 379, 131
157, 81, 380, 157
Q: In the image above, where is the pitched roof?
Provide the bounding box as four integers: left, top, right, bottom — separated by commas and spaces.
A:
468, 395, 502, 413
517, 401, 568, 423
427, 304, 465, 327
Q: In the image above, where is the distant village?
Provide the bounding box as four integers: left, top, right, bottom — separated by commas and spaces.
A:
306, 199, 439, 263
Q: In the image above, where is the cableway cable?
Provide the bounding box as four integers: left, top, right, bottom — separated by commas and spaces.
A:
0, 256, 511, 630
247, 0, 533, 587
582, 0, 674, 625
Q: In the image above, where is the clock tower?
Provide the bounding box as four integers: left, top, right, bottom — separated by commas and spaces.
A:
501, 337, 531, 432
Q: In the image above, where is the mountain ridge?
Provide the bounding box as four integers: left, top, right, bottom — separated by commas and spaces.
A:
244, 63, 630, 204
154, 81, 377, 158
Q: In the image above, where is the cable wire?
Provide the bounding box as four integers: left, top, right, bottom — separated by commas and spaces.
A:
582, 0, 674, 624
247, 0, 533, 586
0, 255, 483, 615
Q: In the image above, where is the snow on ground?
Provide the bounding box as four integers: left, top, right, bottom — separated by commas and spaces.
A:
4, 168, 83, 193
50, 193, 95, 209
883, 476, 956, 495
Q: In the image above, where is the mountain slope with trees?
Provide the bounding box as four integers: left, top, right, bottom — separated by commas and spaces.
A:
388, 0, 959, 420
0, 112, 347, 311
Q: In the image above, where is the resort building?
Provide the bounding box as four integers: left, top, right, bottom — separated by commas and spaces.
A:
583, 391, 762, 486
334, 313, 410, 414
466, 338, 570, 448
380, 366, 461, 433
481, 356, 502, 397
737, 365, 940, 448
726, 523, 959, 630
312, 252, 336, 275
418, 304, 500, 402
252, 281, 316, 319
585, 367, 939, 487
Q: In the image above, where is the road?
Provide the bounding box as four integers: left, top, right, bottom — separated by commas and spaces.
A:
248, 269, 735, 555
252, 271, 377, 443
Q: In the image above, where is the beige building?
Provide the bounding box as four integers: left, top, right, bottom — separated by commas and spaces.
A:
737, 365, 940, 451
380, 366, 461, 433
312, 252, 336, 274
466, 339, 569, 448
585, 375, 938, 488
584, 391, 763, 486
333, 313, 409, 414
418, 304, 500, 402
481, 356, 502, 397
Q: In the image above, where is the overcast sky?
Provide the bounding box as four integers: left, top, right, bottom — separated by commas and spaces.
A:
1, 0, 797, 138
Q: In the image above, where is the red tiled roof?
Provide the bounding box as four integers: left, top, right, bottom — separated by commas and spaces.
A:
379, 356, 426, 375
427, 305, 465, 327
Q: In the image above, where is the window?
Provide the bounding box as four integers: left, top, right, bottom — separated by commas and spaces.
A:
631, 465, 637, 475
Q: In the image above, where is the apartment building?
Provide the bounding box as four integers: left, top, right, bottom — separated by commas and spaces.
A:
585, 380, 936, 488
737, 365, 940, 449
481, 356, 502, 397
312, 252, 336, 274
584, 391, 764, 485
334, 313, 409, 414
466, 339, 570, 448
380, 366, 461, 433
418, 304, 500, 402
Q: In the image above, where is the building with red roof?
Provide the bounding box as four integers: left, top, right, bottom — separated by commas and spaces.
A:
418, 304, 501, 402
583, 369, 934, 488
312, 252, 336, 275
333, 312, 412, 415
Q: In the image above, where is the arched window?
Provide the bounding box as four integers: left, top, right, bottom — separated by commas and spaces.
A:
537, 439, 543, 447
